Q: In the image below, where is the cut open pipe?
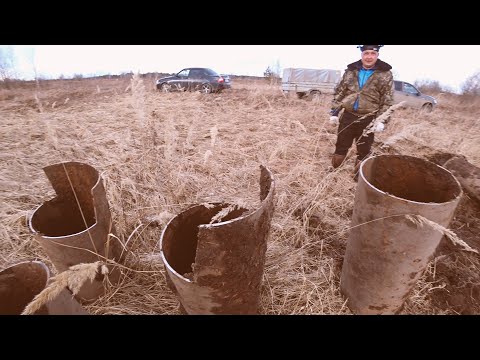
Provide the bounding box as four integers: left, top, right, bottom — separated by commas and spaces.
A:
0, 261, 87, 315
29, 162, 123, 301
340, 155, 462, 314
160, 165, 275, 314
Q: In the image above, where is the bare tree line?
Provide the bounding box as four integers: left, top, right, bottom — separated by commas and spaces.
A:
0, 47, 15, 82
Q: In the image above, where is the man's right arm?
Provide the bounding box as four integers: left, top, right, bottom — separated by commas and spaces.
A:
331, 70, 349, 113
329, 72, 347, 124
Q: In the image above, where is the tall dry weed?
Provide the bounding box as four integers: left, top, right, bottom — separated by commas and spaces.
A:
22, 261, 108, 315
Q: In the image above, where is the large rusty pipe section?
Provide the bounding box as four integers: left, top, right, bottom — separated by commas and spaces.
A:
0, 261, 87, 315
29, 162, 123, 301
160, 165, 275, 314
340, 155, 462, 314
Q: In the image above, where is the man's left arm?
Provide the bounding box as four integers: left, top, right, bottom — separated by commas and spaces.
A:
377, 71, 394, 123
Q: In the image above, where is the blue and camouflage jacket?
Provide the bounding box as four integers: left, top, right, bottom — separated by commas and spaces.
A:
332, 59, 394, 117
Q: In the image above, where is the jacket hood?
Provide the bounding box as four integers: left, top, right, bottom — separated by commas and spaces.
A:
347, 59, 392, 71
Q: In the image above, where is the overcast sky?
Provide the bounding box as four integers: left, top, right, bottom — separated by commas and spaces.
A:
4, 45, 480, 93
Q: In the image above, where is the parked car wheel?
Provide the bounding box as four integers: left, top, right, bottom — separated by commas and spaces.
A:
201, 83, 213, 94
160, 83, 172, 93
421, 103, 433, 112
309, 91, 321, 101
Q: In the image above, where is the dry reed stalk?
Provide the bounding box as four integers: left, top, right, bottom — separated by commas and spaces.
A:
361, 101, 406, 137
210, 125, 218, 148
209, 204, 239, 224
405, 215, 478, 254
22, 261, 107, 315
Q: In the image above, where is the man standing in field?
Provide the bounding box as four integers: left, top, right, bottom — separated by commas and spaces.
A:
329, 45, 394, 181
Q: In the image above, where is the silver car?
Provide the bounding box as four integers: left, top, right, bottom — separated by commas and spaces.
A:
393, 80, 437, 112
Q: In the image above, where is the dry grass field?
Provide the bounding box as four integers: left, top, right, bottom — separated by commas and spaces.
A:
1, 75, 479, 314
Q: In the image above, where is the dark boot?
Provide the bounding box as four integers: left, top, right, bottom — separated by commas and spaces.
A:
353, 159, 361, 182
331, 154, 347, 169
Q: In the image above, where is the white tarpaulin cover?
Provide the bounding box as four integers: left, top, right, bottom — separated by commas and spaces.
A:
282, 68, 341, 83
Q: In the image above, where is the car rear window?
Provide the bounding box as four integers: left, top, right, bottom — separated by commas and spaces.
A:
204, 68, 219, 76
189, 69, 203, 78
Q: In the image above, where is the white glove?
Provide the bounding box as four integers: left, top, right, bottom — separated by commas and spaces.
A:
329, 116, 339, 126
373, 122, 385, 133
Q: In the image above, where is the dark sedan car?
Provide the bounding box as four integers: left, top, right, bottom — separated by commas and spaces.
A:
156, 68, 231, 94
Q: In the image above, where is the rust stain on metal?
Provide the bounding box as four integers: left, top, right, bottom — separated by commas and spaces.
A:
160, 165, 275, 314
0, 261, 87, 315
29, 162, 123, 301
341, 155, 462, 314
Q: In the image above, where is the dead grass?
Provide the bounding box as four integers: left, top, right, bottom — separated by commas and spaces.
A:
1, 76, 479, 314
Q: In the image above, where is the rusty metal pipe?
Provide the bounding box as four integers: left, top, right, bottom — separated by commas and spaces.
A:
29, 162, 123, 301
0, 261, 87, 315
160, 165, 275, 314
340, 155, 462, 314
